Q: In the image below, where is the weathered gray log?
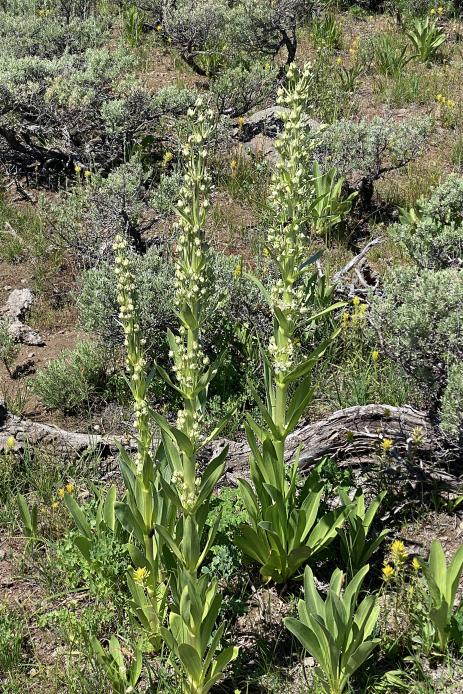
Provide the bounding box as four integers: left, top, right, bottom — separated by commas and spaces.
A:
1, 401, 459, 492
208, 404, 436, 479
0, 400, 130, 457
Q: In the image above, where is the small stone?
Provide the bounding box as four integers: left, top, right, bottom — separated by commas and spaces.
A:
3, 285, 12, 291
27, 352, 35, 359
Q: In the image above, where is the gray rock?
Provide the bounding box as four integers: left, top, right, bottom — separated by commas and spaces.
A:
2, 288, 34, 320
8, 320, 45, 346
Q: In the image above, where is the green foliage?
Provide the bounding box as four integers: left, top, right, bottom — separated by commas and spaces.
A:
236, 464, 350, 583
16, 493, 38, 545
59, 487, 130, 604
337, 490, 389, 577
370, 268, 463, 414
31, 340, 110, 412
124, 4, 145, 47
310, 162, 357, 239
337, 61, 364, 93
284, 565, 380, 694
440, 363, 463, 440
418, 540, 463, 652
90, 635, 142, 694
316, 115, 432, 205
0, 319, 20, 376
210, 62, 278, 117
0, 604, 26, 674
392, 174, 463, 269
407, 16, 447, 63
150, 171, 183, 215
312, 13, 343, 51
236, 65, 348, 584
373, 34, 412, 76
77, 246, 269, 413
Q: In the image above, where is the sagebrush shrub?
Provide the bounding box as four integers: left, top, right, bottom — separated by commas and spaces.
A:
31, 340, 110, 412
315, 115, 433, 205
440, 363, 463, 441
370, 267, 463, 422
392, 174, 463, 269
77, 246, 270, 408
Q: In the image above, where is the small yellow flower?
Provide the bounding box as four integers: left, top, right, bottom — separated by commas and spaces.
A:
336, 57, 342, 65
230, 158, 238, 174
262, 247, 270, 257
74, 164, 82, 175
162, 151, 174, 167
412, 557, 421, 572
447, 99, 455, 109
342, 311, 349, 324
382, 564, 395, 582
57, 487, 65, 499
437, 6, 444, 14
6, 435, 15, 450
430, 8, 436, 14
234, 263, 242, 278
237, 116, 246, 129
381, 438, 393, 453
84, 170, 92, 178
371, 350, 380, 362
133, 566, 150, 584
391, 539, 408, 565
353, 296, 360, 306
65, 482, 74, 494
51, 501, 59, 510
156, 24, 162, 31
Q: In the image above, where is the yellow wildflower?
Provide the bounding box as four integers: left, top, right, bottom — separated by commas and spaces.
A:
412, 557, 421, 572
84, 170, 91, 178
371, 350, 380, 362
230, 158, 238, 174
133, 566, 150, 584
353, 296, 360, 306
381, 438, 393, 453
51, 501, 59, 510
234, 262, 242, 277
447, 99, 455, 109
74, 164, 82, 175
162, 151, 174, 167
342, 311, 349, 324
156, 24, 162, 31
237, 116, 245, 129
391, 539, 408, 565
57, 487, 65, 499
65, 482, 74, 494
6, 435, 15, 450
336, 57, 342, 65
430, 8, 436, 14
262, 247, 270, 257
382, 564, 395, 582
437, 6, 444, 14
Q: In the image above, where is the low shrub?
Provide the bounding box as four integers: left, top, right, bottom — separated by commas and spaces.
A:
31, 340, 110, 412
315, 115, 433, 206
392, 174, 463, 269
370, 267, 463, 432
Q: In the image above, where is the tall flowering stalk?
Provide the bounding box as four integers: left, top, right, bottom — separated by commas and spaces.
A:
111, 236, 175, 651
236, 64, 348, 583
151, 100, 238, 694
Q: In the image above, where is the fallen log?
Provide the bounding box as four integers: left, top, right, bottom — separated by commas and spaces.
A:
0, 401, 460, 492
0, 400, 130, 458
